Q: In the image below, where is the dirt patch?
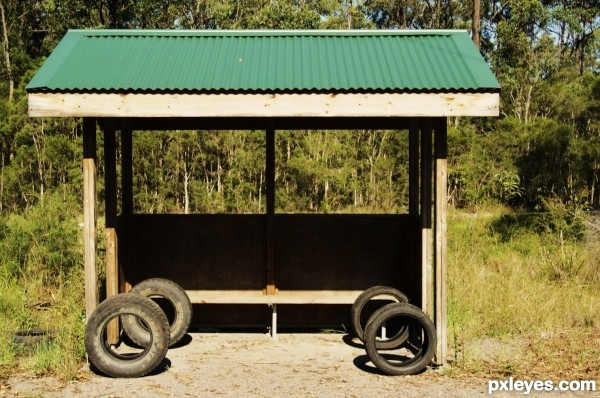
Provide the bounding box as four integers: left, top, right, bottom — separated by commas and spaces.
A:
2, 332, 598, 397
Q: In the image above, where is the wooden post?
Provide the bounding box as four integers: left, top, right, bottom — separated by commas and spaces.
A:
265, 129, 276, 295
121, 124, 133, 292
409, 118, 422, 308
409, 118, 420, 217
420, 118, 433, 316
83, 118, 98, 320
103, 120, 119, 344
434, 118, 448, 365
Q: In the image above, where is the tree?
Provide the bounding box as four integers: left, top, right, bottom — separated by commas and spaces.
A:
0, 2, 13, 102
472, 0, 481, 50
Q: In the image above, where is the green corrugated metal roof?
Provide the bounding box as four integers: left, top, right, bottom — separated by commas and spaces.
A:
26, 29, 499, 94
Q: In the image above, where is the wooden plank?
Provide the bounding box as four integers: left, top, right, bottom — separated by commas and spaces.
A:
186, 290, 364, 304
29, 92, 500, 118
83, 118, 98, 320
420, 118, 433, 316
130, 214, 265, 290
103, 121, 119, 344
114, 116, 414, 131
434, 118, 448, 365
121, 126, 133, 216
409, 118, 420, 217
104, 122, 117, 228
265, 129, 276, 295
120, 125, 133, 286
105, 228, 119, 344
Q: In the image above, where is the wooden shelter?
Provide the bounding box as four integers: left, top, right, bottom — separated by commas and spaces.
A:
27, 29, 500, 364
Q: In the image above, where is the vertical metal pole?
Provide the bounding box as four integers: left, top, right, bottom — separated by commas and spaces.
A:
83, 118, 98, 320
271, 304, 278, 340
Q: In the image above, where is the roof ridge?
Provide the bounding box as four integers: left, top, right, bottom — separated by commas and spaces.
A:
71, 29, 466, 38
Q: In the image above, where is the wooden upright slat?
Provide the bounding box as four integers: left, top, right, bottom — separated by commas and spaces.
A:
103, 120, 119, 344
120, 125, 133, 292
265, 129, 276, 295
121, 126, 133, 216
83, 118, 98, 320
420, 118, 433, 317
434, 118, 448, 365
409, 118, 420, 217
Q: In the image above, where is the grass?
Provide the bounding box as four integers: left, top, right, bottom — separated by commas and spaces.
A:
0, 193, 87, 381
447, 206, 600, 379
0, 272, 86, 380
0, 204, 598, 382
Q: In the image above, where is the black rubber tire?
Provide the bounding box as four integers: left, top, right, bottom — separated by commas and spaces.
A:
122, 278, 192, 347
13, 329, 52, 346
364, 303, 436, 376
85, 293, 170, 378
351, 286, 409, 349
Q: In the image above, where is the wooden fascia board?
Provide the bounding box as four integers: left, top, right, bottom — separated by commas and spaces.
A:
28, 92, 499, 118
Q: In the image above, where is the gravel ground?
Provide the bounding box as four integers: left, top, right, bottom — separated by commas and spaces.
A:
3, 332, 598, 398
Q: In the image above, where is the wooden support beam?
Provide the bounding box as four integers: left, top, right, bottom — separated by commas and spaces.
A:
121, 125, 133, 217
434, 118, 448, 365
265, 129, 276, 295
420, 118, 433, 317
103, 120, 119, 344
186, 290, 364, 304
112, 116, 414, 131
29, 92, 500, 118
83, 118, 98, 320
409, 118, 420, 217
104, 121, 117, 228
120, 124, 133, 292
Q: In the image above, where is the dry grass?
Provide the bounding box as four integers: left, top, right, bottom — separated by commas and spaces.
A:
0, 272, 86, 380
447, 207, 600, 379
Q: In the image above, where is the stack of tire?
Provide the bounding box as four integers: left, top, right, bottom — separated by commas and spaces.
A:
85, 278, 193, 378
351, 286, 436, 375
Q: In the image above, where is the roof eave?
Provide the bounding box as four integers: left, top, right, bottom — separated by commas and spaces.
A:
28, 91, 500, 118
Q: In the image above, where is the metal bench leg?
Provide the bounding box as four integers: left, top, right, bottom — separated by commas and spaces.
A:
270, 304, 278, 340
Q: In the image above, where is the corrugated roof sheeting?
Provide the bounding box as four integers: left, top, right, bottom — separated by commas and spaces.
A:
27, 30, 500, 93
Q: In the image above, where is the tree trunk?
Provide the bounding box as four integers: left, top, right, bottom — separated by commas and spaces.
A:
524, 84, 533, 124
472, 0, 481, 50
0, 2, 13, 102
108, 0, 120, 28
32, 123, 46, 204
27, 0, 46, 56
0, 155, 4, 212
397, 0, 406, 29
183, 163, 190, 214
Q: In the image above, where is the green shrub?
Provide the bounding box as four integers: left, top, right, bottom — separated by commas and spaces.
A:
0, 191, 81, 285
0, 191, 85, 378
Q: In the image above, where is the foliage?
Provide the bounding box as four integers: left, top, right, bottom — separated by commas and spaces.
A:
448, 208, 600, 378
0, 0, 598, 380
0, 0, 598, 215
0, 193, 85, 378
0, 192, 82, 284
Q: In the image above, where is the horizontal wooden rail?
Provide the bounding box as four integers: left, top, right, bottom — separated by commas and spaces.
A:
186, 290, 366, 305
